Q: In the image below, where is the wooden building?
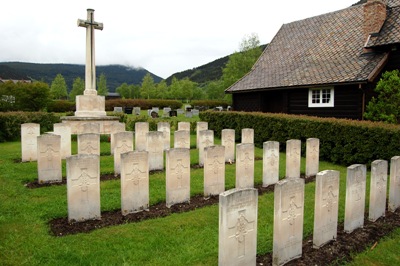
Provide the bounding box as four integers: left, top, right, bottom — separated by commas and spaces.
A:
225, 0, 400, 120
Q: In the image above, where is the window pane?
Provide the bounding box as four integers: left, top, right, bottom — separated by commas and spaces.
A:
312, 90, 320, 103
322, 89, 330, 103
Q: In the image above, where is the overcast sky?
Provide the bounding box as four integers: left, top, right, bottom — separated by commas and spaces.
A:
0, 0, 355, 79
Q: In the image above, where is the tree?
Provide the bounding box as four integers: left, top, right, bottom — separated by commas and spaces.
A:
69, 77, 85, 101
180, 78, 196, 102
97, 73, 108, 96
156, 80, 168, 99
116, 83, 134, 99
364, 70, 400, 123
221, 33, 262, 90
140, 73, 156, 99
50, 74, 68, 99
205, 80, 225, 100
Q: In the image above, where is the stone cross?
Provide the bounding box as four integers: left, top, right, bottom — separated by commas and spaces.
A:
78, 9, 103, 95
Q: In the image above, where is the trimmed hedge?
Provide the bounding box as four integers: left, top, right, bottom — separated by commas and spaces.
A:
199, 111, 400, 166
105, 99, 182, 111
190, 100, 230, 108
47, 100, 76, 113
0, 112, 61, 142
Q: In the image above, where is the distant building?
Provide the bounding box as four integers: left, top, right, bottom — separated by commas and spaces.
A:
0, 77, 32, 84
105, 92, 121, 100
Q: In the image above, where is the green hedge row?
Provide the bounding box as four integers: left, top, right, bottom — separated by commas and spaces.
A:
190, 100, 230, 108
47, 100, 76, 113
105, 99, 182, 111
0, 112, 61, 142
199, 111, 400, 166
126, 115, 197, 133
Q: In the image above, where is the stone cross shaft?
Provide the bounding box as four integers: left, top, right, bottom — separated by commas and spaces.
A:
78, 9, 103, 95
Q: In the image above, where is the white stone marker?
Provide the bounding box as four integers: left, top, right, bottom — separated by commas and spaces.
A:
344, 164, 366, 233
37, 134, 62, 183
174, 130, 190, 149
204, 145, 225, 197
134, 107, 141, 115
121, 151, 149, 215
369, 160, 388, 222
273, 178, 305, 266
157, 122, 171, 150
113, 131, 134, 176
286, 139, 301, 179
146, 131, 164, 171
196, 121, 208, 148
389, 156, 400, 212
166, 148, 190, 208
241, 128, 254, 144
67, 154, 100, 222
221, 129, 235, 163
53, 123, 71, 159
236, 143, 254, 189
218, 188, 258, 266
313, 170, 340, 248
82, 122, 100, 134
110, 122, 126, 155
263, 141, 280, 187
78, 133, 100, 155
178, 121, 190, 131
21, 123, 40, 162
306, 138, 319, 177
198, 130, 214, 166
135, 122, 149, 151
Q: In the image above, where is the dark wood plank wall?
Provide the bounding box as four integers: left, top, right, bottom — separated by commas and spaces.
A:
232, 92, 262, 111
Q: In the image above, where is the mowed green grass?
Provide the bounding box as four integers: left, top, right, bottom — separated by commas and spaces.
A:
0, 134, 399, 265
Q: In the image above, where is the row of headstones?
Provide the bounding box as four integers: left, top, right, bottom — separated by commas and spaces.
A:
219, 158, 400, 266
112, 106, 200, 118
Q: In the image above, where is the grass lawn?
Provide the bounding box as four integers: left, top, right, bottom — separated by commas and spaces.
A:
0, 130, 399, 265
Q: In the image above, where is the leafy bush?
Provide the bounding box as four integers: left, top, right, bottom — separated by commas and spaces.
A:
0, 112, 60, 142
200, 111, 400, 166
47, 100, 76, 112
105, 99, 182, 111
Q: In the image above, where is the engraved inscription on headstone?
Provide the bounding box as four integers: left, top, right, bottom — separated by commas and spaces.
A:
135, 122, 149, 151
113, 131, 133, 176
313, 170, 339, 248
286, 139, 301, 179
219, 188, 258, 266
174, 130, 190, 149
273, 178, 305, 266
389, 156, 400, 212
67, 154, 100, 222
198, 130, 214, 167
157, 122, 171, 150
121, 151, 149, 215
263, 141, 280, 187
222, 129, 235, 163
53, 123, 72, 159
146, 131, 164, 171
369, 160, 388, 222
37, 134, 62, 183
236, 143, 254, 189
241, 128, 254, 144
306, 138, 319, 177
110, 122, 126, 155
166, 148, 190, 208
344, 164, 366, 233
204, 145, 225, 197
21, 123, 40, 162
196, 122, 208, 149
78, 133, 100, 155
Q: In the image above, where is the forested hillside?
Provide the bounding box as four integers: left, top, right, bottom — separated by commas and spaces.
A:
0, 62, 162, 92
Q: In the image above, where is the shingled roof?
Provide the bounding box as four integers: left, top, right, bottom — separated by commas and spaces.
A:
226, 1, 399, 93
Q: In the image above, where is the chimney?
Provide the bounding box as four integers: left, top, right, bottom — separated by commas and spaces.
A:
364, 0, 387, 41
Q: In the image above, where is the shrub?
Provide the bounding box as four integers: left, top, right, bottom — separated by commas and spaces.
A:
199, 111, 400, 166
47, 100, 76, 112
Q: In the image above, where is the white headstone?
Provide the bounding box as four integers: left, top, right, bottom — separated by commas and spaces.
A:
110, 122, 126, 155
313, 170, 340, 248
135, 122, 149, 151
157, 122, 171, 150
389, 156, 400, 212
78, 133, 100, 155
21, 123, 40, 162
196, 122, 208, 149
273, 178, 305, 266
241, 128, 254, 144
53, 123, 71, 159
177, 109, 184, 115
146, 131, 164, 171
121, 151, 149, 215
306, 138, 319, 177
178, 121, 190, 131
192, 109, 199, 116
369, 160, 388, 222
198, 130, 214, 167
221, 129, 235, 163
113, 107, 123, 113
344, 164, 366, 233
286, 139, 301, 179
236, 143, 254, 189
37, 134, 62, 183
263, 141, 280, 187
113, 131, 134, 176
134, 107, 141, 115
204, 145, 225, 197
219, 188, 258, 266
67, 154, 100, 222
186, 110, 193, 118
174, 130, 190, 149
166, 148, 190, 208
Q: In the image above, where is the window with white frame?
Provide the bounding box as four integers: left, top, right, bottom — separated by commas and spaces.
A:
308, 87, 334, 107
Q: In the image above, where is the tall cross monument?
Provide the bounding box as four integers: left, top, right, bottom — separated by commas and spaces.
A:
78, 9, 103, 95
